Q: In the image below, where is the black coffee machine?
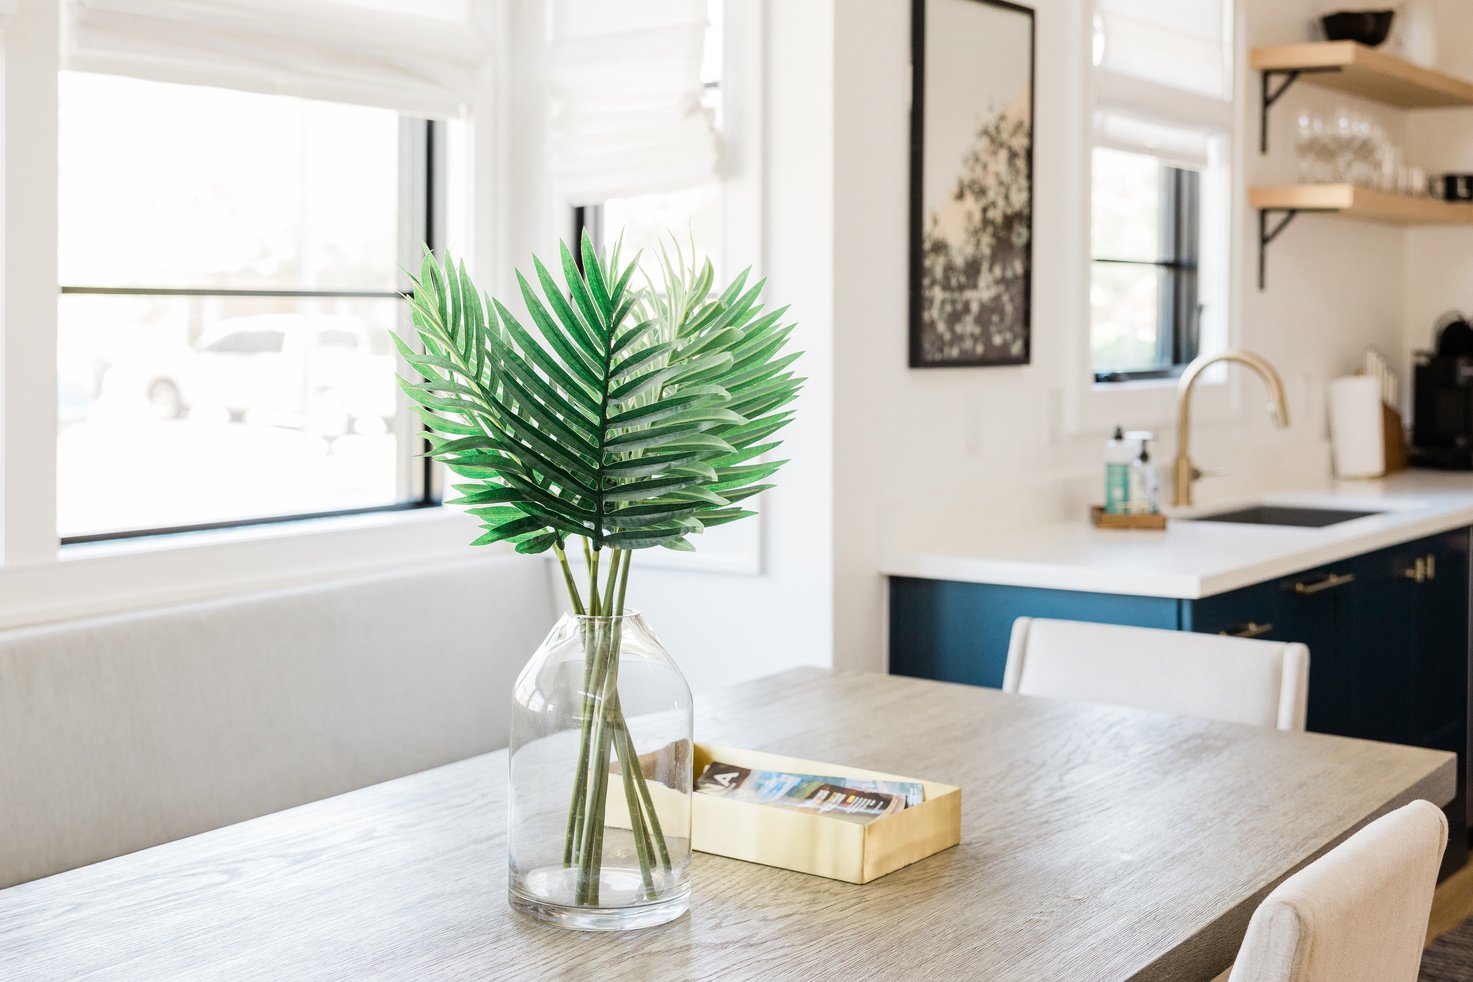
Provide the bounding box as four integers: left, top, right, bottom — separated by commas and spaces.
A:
1412, 312, 1473, 469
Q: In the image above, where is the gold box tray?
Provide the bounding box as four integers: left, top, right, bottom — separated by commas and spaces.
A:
689, 743, 961, 884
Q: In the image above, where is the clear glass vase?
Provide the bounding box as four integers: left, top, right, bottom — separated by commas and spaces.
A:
507, 611, 693, 930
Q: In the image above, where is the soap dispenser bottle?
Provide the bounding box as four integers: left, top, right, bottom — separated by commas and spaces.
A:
1104, 426, 1132, 514
1128, 434, 1161, 515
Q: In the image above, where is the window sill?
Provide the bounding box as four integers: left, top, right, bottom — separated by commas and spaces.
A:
1067, 371, 1231, 436
0, 506, 482, 633
1091, 374, 1181, 394
59, 504, 466, 563
0, 499, 764, 633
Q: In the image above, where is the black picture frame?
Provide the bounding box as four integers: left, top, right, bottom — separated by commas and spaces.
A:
909, 0, 1035, 368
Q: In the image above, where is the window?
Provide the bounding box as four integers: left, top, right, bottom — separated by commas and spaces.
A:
57, 72, 438, 541
1087, 0, 1232, 385
1094, 0, 1232, 101
1090, 148, 1200, 381
577, 0, 725, 277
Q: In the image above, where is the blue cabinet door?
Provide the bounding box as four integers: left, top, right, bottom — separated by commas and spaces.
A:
888, 578, 1180, 689
888, 528, 1471, 863
1407, 529, 1470, 863
1182, 530, 1471, 859
1184, 556, 1368, 736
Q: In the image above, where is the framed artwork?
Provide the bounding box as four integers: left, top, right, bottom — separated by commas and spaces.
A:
909, 0, 1035, 368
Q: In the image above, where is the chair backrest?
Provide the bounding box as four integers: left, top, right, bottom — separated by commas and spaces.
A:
1228, 800, 1448, 982
0, 554, 556, 888
1003, 617, 1309, 731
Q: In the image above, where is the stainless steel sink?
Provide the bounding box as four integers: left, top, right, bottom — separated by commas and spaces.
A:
1188, 504, 1382, 528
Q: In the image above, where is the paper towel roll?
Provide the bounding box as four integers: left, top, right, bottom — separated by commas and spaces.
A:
1328, 375, 1385, 479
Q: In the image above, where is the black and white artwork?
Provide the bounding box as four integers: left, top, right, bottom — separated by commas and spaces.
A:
909, 0, 1034, 368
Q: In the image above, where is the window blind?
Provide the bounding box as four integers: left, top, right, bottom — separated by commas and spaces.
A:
1094, 0, 1231, 101
1094, 109, 1221, 171
545, 0, 719, 205
63, 0, 489, 118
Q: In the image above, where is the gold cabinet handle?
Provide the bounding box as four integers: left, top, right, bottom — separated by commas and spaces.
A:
1403, 557, 1428, 583
1426, 553, 1436, 581
1294, 572, 1356, 595
1220, 621, 1274, 639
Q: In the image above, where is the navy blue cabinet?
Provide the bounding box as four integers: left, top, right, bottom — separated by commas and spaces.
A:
888, 579, 1179, 689
889, 527, 1472, 863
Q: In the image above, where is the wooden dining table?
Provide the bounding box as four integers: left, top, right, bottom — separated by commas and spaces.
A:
0, 668, 1455, 981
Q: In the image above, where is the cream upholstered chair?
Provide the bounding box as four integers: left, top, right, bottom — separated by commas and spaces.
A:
1225, 799, 1447, 982
1003, 617, 1309, 731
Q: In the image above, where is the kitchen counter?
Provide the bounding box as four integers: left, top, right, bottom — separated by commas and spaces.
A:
881, 470, 1473, 599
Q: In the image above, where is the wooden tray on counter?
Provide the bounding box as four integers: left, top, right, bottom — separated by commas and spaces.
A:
1090, 506, 1167, 530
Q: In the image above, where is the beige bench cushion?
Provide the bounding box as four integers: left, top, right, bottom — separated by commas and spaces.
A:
0, 555, 555, 888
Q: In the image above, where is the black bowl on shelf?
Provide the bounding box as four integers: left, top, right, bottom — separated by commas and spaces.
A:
1320, 9, 1396, 47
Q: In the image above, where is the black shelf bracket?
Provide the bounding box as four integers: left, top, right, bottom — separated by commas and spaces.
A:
1259, 67, 1343, 153
1257, 209, 1299, 290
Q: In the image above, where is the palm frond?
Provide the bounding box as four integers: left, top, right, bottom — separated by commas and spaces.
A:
395, 232, 802, 554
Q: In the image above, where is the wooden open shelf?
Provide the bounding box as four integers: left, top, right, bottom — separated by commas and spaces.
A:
1251, 42, 1473, 109
1250, 185, 1473, 289
1249, 185, 1473, 225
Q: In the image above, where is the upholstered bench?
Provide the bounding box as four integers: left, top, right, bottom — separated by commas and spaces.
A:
0, 555, 554, 888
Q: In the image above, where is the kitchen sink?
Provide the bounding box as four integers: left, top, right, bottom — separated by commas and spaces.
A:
1188, 504, 1383, 528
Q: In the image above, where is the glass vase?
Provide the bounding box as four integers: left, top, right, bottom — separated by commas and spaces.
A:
507, 611, 693, 930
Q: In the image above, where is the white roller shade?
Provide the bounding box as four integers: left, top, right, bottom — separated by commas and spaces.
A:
1094, 0, 1231, 101
63, 0, 489, 118
1094, 109, 1220, 170
546, 0, 719, 205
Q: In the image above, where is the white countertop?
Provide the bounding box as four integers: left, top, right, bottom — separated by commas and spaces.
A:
880, 470, 1473, 599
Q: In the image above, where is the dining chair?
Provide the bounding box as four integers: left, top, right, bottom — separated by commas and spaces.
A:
1003, 617, 1309, 730
1224, 799, 1447, 982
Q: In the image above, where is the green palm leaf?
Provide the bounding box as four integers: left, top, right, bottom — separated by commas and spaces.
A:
395, 232, 802, 556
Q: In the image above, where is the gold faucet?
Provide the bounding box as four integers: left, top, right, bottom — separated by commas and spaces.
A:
1174, 350, 1290, 506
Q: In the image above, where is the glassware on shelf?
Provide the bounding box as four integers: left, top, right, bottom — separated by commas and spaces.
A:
1291, 107, 1425, 195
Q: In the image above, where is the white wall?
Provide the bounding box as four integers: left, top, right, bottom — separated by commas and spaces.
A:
410, 0, 1437, 693
1404, 0, 1473, 364
823, 0, 1413, 672
619, 0, 838, 695
831, 0, 1091, 672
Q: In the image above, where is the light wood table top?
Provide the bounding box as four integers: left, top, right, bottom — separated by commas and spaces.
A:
0, 668, 1454, 981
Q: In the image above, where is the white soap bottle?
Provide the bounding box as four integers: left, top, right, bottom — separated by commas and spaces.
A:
1104, 426, 1132, 514
1128, 435, 1161, 515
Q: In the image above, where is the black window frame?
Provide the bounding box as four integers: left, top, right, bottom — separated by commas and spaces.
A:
59, 113, 444, 545
1091, 161, 1201, 384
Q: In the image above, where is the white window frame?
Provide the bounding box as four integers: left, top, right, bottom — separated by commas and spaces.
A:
0, 0, 504, 630
1063, 0, 1246, 435
545, 0, 767, 576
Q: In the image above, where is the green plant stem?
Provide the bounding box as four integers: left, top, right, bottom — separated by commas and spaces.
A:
602, 547, 621, 615
600, 553, 656, 895
601, 551, 668, 873
614, 549, 632, 613
564, 546, 673, 905
578, 620, 619, 904
559, 536, 599, 869
552, 542, 586, 616
573, 615, 612, 904
587, 548, 602, 617
562, 591, 598, 866
611, 694, 671, 871
613, 710, 656, 899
